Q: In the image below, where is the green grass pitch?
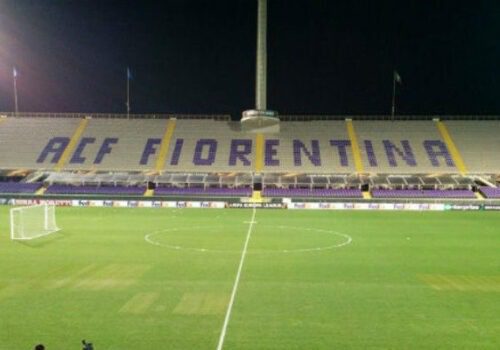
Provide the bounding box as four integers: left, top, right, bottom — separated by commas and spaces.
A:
0, 207, 499, 349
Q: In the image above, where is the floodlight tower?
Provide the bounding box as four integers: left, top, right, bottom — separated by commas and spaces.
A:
241, 0, 279, 131
255, 0, 269, 112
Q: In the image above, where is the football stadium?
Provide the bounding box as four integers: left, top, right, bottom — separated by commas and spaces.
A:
1, 1, 499, 349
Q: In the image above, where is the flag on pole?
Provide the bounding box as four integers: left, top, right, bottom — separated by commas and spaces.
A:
13, 67, 17, 78
126, 67, 131, 116
394, 70, 402, 84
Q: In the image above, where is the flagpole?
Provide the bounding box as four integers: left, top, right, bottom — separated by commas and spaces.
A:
13, 68, 19, 116
391, 72, 396, 121
126, 68, 130, 119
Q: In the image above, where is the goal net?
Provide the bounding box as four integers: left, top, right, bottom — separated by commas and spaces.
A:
10, 204, 60, 240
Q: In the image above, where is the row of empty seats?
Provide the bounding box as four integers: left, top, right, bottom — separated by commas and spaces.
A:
263, 188, 363, 198
0, 117, 499, 173
371, 189, 476, 199
3, 182, 500, 198
45, 184, 146, 195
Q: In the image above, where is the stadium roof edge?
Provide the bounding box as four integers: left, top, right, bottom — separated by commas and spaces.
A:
277, 115, 500, 121
0, 112, 499, 121
0, 112, 231, 121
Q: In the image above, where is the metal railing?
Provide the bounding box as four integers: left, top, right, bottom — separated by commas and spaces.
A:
278, 114, 500, 121
1, 112, 498, 121
0, 112, 231, 121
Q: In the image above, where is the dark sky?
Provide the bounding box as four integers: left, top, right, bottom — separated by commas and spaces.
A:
0, 0, 499, 118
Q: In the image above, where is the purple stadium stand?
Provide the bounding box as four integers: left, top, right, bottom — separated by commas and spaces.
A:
371, 189, 475, 198
154, 187, 252, 197
45, 184, 145, 195
0, 182, 42, 193
479, 186, 500, 199
263, 188, 363, 198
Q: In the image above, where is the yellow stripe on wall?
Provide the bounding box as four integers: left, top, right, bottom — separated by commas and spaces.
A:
254, 133, 264, 172
154, 119, 177, 171
345, 120, 364, 173
54, 118, 89, 171
435, 121, 467, 175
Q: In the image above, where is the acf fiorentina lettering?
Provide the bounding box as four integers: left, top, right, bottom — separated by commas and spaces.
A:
36, 137, 455, 168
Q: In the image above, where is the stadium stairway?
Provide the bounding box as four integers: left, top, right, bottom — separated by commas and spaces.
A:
474, 191, 485, 200
345, 119, 365, 173
154, 119, 177, 171
435, 120, 468, 175
54, 118, 90, 171
144, 189, 154, 197
35, 186, 47, 195
362, 191, 372, 199
254, 133, 264, 172
249, 190, 264, 203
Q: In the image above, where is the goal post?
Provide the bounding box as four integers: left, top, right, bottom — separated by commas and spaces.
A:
10, 204, 60, 240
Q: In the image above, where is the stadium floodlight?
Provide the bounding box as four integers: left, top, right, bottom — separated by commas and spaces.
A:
242, 0, 279, 132
10, 204, 60, 240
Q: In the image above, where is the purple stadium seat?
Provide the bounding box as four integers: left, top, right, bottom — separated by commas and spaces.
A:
45, 184, 145, 195
0, 182, 42, 194
371, 189, 475, 199
262, 188, 363, 198
479, 186, 500, 199
154, 187, 252, 197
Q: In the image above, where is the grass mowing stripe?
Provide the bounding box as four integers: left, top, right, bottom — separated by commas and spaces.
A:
1, 208, 498, 349
216, 206, 257, 350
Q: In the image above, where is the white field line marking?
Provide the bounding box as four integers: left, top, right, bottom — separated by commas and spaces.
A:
216, 206, 257, 350
145, 225, 352, 254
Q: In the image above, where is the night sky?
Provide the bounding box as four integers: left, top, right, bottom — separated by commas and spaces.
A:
0, 0, 498, 118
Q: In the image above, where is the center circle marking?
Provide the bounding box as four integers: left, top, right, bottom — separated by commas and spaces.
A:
144, 225, 352, 254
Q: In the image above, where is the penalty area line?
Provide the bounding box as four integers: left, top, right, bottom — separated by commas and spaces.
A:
216, 206, 257, 350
